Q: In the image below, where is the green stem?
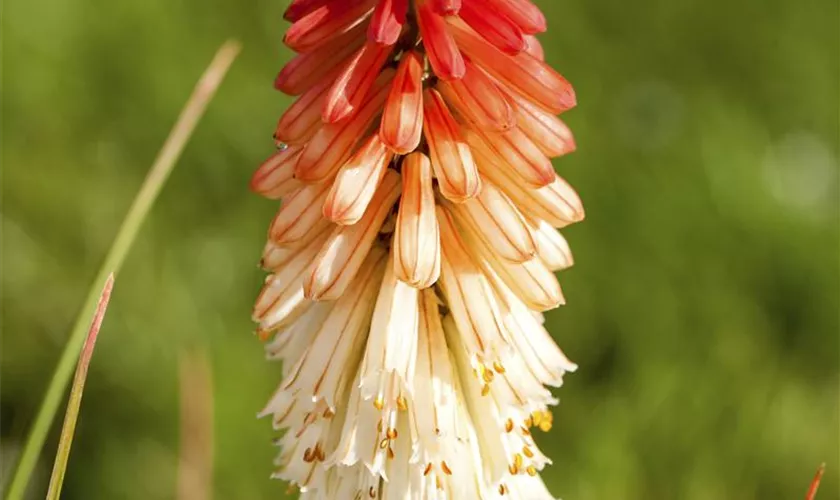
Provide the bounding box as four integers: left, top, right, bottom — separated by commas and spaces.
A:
4, 39, 241, 500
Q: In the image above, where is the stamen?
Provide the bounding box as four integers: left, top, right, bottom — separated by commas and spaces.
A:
526, 465, 537, 477
396, 395, 408, 411
256, 328, 271, 341
505, 418, 514, 433
423, 463, 433, 476
373, 396, 385, 410
493, 361, 506, 373
441, 461, 452, 475
523, 446, 534, 458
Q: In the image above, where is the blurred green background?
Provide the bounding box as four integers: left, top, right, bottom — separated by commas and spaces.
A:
2, 0, 838, 498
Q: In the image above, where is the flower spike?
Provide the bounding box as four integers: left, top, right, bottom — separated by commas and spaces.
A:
251, 1, 587, 497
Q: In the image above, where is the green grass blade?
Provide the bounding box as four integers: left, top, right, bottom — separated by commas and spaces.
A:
45, 274, 115, 500
4, 39, 241, 500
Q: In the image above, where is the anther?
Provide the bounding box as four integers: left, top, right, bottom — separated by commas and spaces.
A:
423, 463, 433, 476
441, 461, 452, 475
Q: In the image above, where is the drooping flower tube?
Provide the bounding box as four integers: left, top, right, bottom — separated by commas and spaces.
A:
251, 0, 583, 497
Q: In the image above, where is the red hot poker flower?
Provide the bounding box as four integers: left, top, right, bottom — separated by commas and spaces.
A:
251, 1, 584, 498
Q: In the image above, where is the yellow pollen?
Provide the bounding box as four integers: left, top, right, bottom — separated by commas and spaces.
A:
523, 446, 534, 458
498, 483, 508, 495
520, 426, 531, 436
493, 361, 506, 374
423, 463, 433, 476
387, 428, 398, 440
387, 446, 395, 459
435, 476, 443, 490
482, 367, 495, 384
505, 418, 514, 433
540, 420, 553, 432
397, 395, 408, 411
481, 385, 491, 397
373, 396, 385, 410
524, 416, 534, 428
379, 438, 390, 449
532, 412, 543, 426
256, 329, 271, 342
513, 454, 523, 469
508, 463, 519, 475
441, 461, 452, 475
323, 407, 335, 419
526, 465, 537, 477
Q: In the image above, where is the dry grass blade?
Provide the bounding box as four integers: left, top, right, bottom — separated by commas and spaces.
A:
45, 274, 115, 500
4, 39, 241, 500
805, 463, 826, 500
177, 348, 214, 500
